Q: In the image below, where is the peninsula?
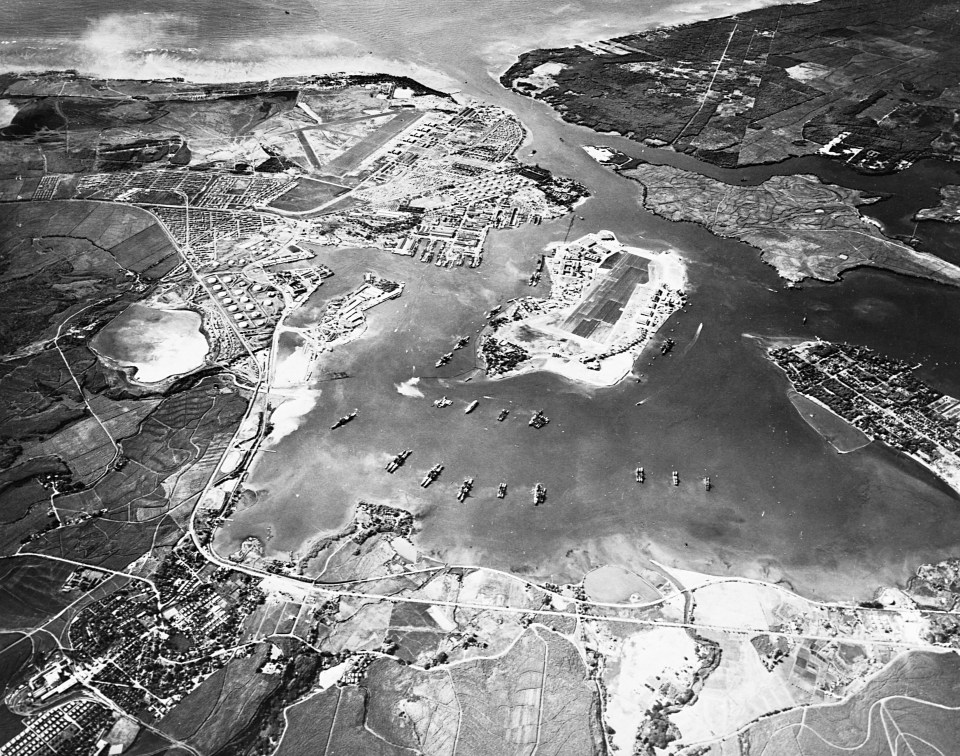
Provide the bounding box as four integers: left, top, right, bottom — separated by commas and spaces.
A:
587, 149, 960, 286
769, 340, 960, 494
502, 0, 960, 171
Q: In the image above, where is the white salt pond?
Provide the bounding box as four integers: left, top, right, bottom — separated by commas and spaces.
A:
92, 303, 208, 383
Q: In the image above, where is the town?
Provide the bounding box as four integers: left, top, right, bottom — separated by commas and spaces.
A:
769, 340, 960, 493
12, 81, 587, 388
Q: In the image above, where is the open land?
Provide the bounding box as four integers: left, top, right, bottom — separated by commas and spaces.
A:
588, 151, 960, 285
787, 390, 871, 453
916, 184, 960, 223
480, 231, 687, 386
698, 650, 960, 755
502, 0, 960, 172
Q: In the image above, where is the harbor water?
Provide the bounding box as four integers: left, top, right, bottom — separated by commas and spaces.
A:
7, 0, 960, 599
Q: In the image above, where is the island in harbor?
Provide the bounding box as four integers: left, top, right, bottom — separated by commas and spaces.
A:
479, 231, 686, 386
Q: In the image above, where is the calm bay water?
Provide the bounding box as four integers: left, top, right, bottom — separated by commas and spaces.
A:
7, 0, 960, 599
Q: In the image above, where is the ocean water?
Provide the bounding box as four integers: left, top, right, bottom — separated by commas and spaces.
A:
0, 0, 795, 87
6, 0, 960, 599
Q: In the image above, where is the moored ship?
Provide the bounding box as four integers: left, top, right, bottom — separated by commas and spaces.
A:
454, 336, 470, 350
465, 399, 480, 414
433, 396, 452, 408
386, 449, 412, 473
529, 410, 549, 429
457, 478, 474, 502
533, 483, 547, 506
672, 470, 679, 486
435, 352, 453, 368
497, 482, 507, 499
635, 466, 644, 484
703, 476, 711, 492
421, 462, 444, 488
331, 409, 358, 430
497, 408, 510, 422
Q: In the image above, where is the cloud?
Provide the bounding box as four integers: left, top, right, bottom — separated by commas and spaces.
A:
78, 12, 198, 58
266, 389, 318, 445
0, 100, 17, 128
0, 13, 456, 92
395, 376, 425, 398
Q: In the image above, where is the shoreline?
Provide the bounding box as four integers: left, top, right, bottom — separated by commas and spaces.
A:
487, 0, 820, 82
786, 389, 872, 455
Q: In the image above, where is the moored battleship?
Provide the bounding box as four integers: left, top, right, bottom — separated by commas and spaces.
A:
421, 463, 444, 488
703, 476, 711, 491
433, 396, 452, 408
457, 478, 474, 502
635, 466, 644, 483
529, 410, 549, 429
497, 482, 507, 499
386, 449, 413, 473
330, 409, 358, 430
672, 470, 679, 486
533, 483, 547, 506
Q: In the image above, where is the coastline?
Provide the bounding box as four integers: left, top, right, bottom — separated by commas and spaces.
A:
786, 389, 872, 454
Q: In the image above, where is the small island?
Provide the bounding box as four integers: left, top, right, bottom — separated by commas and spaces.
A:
480, 231, 687, 386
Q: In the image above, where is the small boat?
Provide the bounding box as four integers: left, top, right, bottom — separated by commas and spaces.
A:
497, 482, 507, 499
497, 408, 510, 422
331, 409, 358, 430
464, 399, 479, 414
433, 396, 452, 408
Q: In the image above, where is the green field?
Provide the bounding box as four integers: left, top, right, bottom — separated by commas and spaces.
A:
158, 642, 281, 753
0, 556, 76, 629
728, 651, 960, 755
